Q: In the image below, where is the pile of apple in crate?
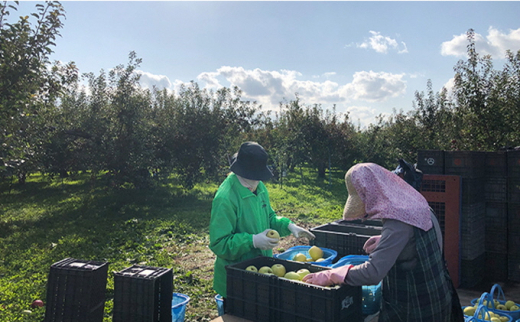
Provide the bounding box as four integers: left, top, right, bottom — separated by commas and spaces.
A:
225, 233, 364, 322
461, 284, 520, 322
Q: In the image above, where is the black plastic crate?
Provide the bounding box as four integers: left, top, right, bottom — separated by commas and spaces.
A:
509, 254, 520, 283
485, 251, 508, 282
508, 150, 520, 178
460, 253, 486, 288
332, 219, 383, 229
485, 177, 507, 202
485, 226, 508, 253
417, 150, 445, 175
113, 265, 173, 322
445, 151, 486, 178
461, 178, 485, 206
485, 152, 508, 177
226, 256, 363, 322
485, 202, 508, 230
460, 202, 486, 260
508, 178, 520, 203
310, 224, 381, 259
44, 258, 109, 322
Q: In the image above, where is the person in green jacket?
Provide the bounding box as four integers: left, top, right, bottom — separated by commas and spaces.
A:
209, 141, 315, 302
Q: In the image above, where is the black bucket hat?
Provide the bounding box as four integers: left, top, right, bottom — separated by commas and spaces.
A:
230, 142, 273, 181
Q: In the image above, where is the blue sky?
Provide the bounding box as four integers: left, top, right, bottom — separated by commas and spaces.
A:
15, 1, 520, 127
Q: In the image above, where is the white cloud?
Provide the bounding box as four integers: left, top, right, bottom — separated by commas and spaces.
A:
357, 31, 408, 54
136, 70, 173, 90
442, 77, 456, 100
132, 67, 407, 127
341, 70, 406, 102
441, 27, 520, 58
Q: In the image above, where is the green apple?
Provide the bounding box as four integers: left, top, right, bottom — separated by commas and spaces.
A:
315, 258, 326, 262
245, 265, 258, 272
308, 246, 324, 261
284, 271, 301, 280
491, 317, 501, 322
296, 268, 311, 280
499, 316, 509, 322
267, 230, 280, 241
258, 266, 274, 274
505, 300, 516, 310
496, 304, 507, 311
293, 253, 307, 262
271, 264, 286, 277
306, 258, 313, 262
509, 305, 519, 311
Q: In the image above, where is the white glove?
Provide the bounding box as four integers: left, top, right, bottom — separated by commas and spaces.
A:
252, 229, 279, 250
288, 223, 316, 240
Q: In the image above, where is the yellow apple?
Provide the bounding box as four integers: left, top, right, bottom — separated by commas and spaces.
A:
306, 258, 313, 262
463, 306, 475, 316
510, 305, 519, 311
491, 317, 501, 322
271, 264, 286, 277
293, 253, 307, 262
296, 268, 311, 280
315, 258, 326, 262
499, 316, 509, 322
267, 230, 280, 241
308, 246, 324, 261
496, 304, 507, 311
258, 266, 274, 274
284, 271, 301, 280
245, 265, 258, 272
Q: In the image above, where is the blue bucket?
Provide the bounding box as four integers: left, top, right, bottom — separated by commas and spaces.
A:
171, 293, 190, 322
274, 245, 338, 266
215, 294, 224, 316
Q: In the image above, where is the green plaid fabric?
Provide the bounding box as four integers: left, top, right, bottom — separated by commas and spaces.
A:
379, 222, 452, 321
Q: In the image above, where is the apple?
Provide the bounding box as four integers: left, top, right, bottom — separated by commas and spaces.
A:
245, 265, 258, 272
463, 306, 475, 316
499, 316, 509, 322
505, 300, 516, 310
509, 305, 520, 311
30, 300, 44, 308
293, 253, 307, 262
271, 264, 286, 277
496, 304, 507, 311
284, 271, 301, 280
315, 258, 326, 262
296, 268, 311, 280
267, 230, 280, 241
306, 258, 313, 262
258, 266, 274, 274
308, 246, 324, 261
491, 317, 501, 322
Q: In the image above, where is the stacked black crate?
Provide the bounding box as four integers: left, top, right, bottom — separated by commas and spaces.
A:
417, 150, 445, 175
508, 150, 520, 282
444, 151, 486, 288
44, 258, 109, 322
113, 265, 173, 322
484, 152, 509, 282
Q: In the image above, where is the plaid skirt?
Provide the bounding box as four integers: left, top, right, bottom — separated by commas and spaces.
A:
379, 223, 453, 321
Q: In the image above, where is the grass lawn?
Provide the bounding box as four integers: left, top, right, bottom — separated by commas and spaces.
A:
0, 168, 349, 322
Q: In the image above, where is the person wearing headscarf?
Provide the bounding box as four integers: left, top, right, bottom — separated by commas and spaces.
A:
303, 162, 463, 321
209, 141, 315, 301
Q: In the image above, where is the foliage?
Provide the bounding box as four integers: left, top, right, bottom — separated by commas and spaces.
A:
0, 168, 348, 322
0, 1, 77, 183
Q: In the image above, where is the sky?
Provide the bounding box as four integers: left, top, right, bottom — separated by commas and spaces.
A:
14, 1, 520, 127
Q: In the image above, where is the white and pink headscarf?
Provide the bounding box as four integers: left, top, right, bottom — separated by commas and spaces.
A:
342, 163, 432, 231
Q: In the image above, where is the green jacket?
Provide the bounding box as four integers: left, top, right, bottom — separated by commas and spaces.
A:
209, 173, 293, 298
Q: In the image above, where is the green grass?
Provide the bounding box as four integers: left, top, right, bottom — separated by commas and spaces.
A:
0, 168, 348, 321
